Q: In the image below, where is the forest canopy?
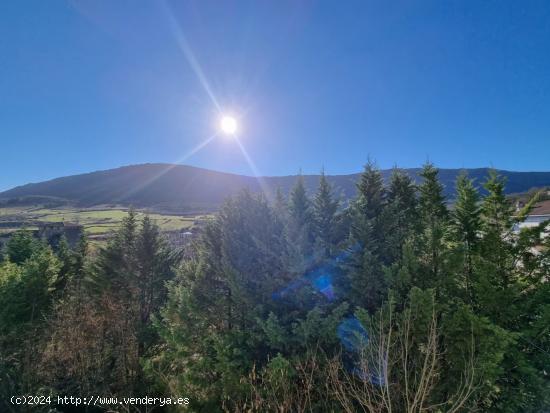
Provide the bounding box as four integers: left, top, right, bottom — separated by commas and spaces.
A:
1, 163, 549, 412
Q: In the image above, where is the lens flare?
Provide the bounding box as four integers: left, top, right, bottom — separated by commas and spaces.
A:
337, 316, 388, 386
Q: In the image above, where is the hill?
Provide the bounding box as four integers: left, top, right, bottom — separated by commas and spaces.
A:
1, 163, 550, 212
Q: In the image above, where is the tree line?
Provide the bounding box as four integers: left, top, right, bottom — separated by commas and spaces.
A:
0, 163, 548, 412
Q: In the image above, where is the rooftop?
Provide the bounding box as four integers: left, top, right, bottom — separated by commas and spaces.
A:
530, 199, 550, 216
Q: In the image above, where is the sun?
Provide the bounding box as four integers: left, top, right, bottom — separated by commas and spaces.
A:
220, 115, 238, 135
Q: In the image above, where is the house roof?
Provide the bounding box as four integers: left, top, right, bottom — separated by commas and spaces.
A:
530, 199, 550, 216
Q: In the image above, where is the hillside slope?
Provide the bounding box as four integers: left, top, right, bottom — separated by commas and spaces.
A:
1, 163, 550, 212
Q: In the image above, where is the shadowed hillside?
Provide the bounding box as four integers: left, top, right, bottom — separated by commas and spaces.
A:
1, 163, 550, 212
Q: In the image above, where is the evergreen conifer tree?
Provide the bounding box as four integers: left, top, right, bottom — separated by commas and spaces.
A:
448, 173, 481, 301
313, 169, 339, 257
383, 169, 419, 299
54, 235, 73, 294
135, 215, 179, 350
385, 169, 418, 259
417, 163, 448, 288
347, 160, 389, 311
5, 230, 40, 265
287, 174, 314, 258
480, 170, 514, 286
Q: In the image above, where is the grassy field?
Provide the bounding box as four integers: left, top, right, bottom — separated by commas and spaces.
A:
0, 205, 199, 238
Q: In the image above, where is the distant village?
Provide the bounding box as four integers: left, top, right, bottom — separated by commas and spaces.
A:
0, 216, 210, 251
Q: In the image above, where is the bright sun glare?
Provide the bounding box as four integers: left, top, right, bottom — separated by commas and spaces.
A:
220, 115, 238, 135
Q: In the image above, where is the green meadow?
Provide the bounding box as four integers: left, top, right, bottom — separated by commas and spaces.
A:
0, 205, 196, 237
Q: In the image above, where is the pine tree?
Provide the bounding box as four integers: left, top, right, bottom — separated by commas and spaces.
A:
475, 171, 550, 411
54, 235, 73, 295
5, 230, 40, 265
287, 174, 314, 256
448, 173, 481, 301
355, 160, 385, 221
220, 190, 288, 314
150, 190, 292, 408
92, 208, 138, 299
383, 169, 419, 299
351, 160, 386, 245
417, 163, 448, 288
347, 160, 388, 311
313, 170, 339, 257
73, 233, 88, 282
474, 170, 519, 325
135, 215, 179, 351
479, 170, 514, 285
272, 186, 288, 228
288, 175, 312, 226
475, 170, 518, 325
385, 169, 418, 259
0, 247, 60, 396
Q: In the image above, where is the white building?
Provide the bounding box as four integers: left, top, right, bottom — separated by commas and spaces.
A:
514, 199, 550, 244
517, 199, 550, 228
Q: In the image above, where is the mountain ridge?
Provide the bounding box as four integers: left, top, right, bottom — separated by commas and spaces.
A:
2, 163, 550, 212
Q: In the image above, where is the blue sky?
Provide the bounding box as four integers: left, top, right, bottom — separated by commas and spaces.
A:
1, 0, 550, 191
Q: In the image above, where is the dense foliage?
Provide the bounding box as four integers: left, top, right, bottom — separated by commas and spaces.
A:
0, 164, 548, 412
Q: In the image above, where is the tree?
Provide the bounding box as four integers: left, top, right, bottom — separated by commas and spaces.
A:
383, 169, 420, 301
0, 247, 60, 335
327, 289, 480, 413
313, 169, 339, 257
66, 210, 180, 396
474, 171, 517, 323
474, 172, 550, 411
54, 235, 73, 295
72, 233, 88, 287
4, 230, 40, 264
417, 163, 448, 289
149, 190, 291, 409
385, 168, 419, 260
448, 173, 481, 301
1, 164, 548, 412
91, 208, 138, 300
287, 174, 314, 255
135, 215, 180, 353
273, 186, 287, 222
479, 170, 514, 287
0, 247, 60, 401
346, 160, 389, 311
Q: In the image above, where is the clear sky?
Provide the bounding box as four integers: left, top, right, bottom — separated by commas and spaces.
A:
1, 0, 550, 191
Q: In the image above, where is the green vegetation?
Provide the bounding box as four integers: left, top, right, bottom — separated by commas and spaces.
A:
0, 164, 548, 412
0, 206, 195, 237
